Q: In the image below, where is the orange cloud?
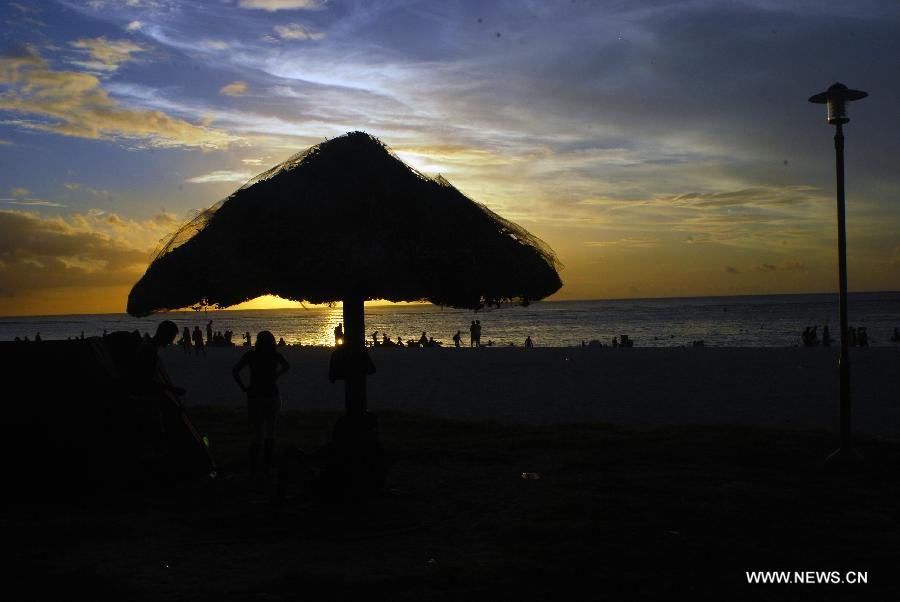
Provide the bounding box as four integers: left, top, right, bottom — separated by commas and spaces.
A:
70, 37, 144, 72
219, 81, 248, 96
0, 45, 239, 149
0, 209, 181, 315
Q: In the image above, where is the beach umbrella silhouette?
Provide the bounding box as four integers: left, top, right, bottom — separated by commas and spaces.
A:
127, 131, 562, 416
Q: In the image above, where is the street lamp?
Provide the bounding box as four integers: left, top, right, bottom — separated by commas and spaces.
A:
808, 82, 867, 473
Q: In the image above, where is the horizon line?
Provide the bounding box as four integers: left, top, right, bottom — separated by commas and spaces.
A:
1, 289, 898, 320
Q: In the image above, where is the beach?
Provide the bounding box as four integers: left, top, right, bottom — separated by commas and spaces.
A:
167, 346, 900, 435
7, 344, 900, 600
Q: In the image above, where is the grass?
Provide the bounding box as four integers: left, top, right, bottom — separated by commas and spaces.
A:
5, 407, 900, 601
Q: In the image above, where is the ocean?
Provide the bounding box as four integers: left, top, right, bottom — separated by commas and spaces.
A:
2, 292, 899, 348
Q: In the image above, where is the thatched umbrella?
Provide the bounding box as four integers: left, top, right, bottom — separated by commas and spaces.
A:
128, 131, 562, 415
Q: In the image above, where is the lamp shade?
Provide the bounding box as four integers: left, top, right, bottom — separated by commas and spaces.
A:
808, 82, 868, 124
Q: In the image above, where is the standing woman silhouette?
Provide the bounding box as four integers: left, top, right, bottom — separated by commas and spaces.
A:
232, 330, 290, 482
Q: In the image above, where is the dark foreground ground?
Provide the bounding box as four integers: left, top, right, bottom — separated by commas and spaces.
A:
6, 408, 900, 601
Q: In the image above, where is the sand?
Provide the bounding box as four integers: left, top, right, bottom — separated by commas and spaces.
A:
163, 346, 900, 435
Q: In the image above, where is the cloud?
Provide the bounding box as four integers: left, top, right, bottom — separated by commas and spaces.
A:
274, 23, 326, 40
200, 40, 230, 50
0, 46, 239, 149
69, 37, 145, 72
583, 237, 660, 249
126, 21, 143, 31
9, 187, 30, 197
0, 209, 174, 297
186, 170, 253, 183
239, 0, 326, 10
753, 260, 808, 273
668, 187, 820, 209
219, 81, 248, 96
2, 199, 66, 207
778, 260, 809, 272
9, 2, 39, 13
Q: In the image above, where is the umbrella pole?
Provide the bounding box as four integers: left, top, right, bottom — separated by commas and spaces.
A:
342, 296, 367, 416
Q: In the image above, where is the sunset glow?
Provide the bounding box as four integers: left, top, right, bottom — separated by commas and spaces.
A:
2, 1, 899, 316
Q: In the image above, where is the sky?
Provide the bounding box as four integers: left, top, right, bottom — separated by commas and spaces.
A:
1, 0, 899, 316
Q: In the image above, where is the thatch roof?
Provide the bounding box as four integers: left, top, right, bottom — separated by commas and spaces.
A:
127, 132, 562, 316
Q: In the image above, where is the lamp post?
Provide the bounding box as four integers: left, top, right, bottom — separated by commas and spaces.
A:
808, 82, 867, 472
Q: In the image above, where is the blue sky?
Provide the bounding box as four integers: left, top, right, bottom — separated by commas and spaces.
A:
1, 0, 899, 314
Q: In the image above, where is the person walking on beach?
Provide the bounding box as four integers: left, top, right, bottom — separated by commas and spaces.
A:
474, 320, 482, 347
334, 322, 344, 346
232, 330, 290, 482
469, 320, 476, 347
206, 320, 213, 346
525, 335, 533, 348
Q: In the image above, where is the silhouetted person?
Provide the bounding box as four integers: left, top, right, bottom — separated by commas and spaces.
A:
469, 320, 476, 347
452, 330, 462, 347
192, 326, 205, 355
278, 337, 286, 348
848, 326, 857, 347
474, 320, 482, 347
371, 331, 379, 347
858, 326, 869, 347
181, 326, 192, 354
233, 330, 290, 482
334, 323, 344, 346
822, 325, 833, 348
525, 335, 533, 348
418, 331, 429, 347
134, 320, 185, 397
34, 332, 41, 342
612, 336, 619, 348
382, 333, 390, 346
206, 320, 213, 345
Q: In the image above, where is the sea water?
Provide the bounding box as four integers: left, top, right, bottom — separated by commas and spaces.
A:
2, 292, 899, 348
